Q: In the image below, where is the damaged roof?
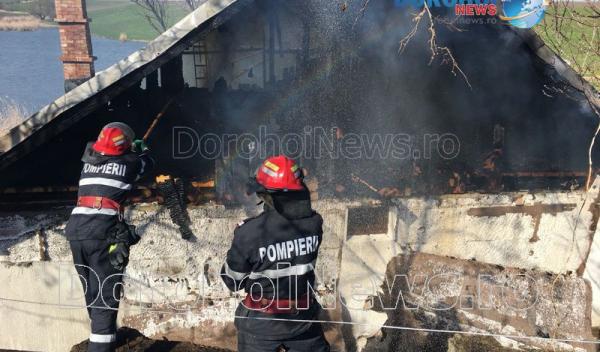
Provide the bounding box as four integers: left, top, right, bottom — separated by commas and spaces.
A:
0, 1, 598, 173
0, 0, 251, 171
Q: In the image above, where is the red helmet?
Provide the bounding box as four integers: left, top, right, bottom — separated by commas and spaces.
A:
92, 122, 135, 156
255, 155, 304, 192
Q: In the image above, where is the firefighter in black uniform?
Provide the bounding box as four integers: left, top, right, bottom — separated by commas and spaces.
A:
221, 155, 330, 352
65, 122, 153, 352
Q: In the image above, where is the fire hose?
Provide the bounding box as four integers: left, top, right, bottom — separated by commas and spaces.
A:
142, 98, 175, 142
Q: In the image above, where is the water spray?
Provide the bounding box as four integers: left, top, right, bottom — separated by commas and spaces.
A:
143, 97, 194, 240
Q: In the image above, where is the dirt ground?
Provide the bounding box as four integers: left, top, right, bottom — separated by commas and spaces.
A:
70, 327, 234, 352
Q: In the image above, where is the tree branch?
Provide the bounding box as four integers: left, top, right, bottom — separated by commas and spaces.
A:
130, 0, 170, 33
399, 3, 472, 89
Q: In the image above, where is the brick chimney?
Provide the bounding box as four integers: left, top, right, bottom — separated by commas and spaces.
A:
54, 0, 95, 92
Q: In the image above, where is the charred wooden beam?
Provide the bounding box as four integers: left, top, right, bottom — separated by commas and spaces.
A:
501, 171, 587, 178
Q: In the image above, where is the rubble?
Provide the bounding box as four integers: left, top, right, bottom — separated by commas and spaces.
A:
361, 253, 594, 352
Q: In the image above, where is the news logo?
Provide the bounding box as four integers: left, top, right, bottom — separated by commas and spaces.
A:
394, 0, 547, 28
498, 0, 547, 28
394, 0, 498, 16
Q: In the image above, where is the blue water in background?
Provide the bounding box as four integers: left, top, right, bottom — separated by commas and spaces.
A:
0, 28, 145, 113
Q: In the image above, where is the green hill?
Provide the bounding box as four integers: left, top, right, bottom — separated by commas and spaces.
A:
87, 0, 189, 41
0, 0, 189, 41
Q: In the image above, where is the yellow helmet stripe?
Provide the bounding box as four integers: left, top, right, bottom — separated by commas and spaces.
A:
112, 134, 125, 142
264, 160, 280, 172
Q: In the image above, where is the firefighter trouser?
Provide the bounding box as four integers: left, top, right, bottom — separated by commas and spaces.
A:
70, 240, 124, 352
237, 323, 330, 352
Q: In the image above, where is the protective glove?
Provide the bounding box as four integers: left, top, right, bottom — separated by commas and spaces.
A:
132, 139, 148, 153
109, 242, 129, 271
111, 222, 141, 246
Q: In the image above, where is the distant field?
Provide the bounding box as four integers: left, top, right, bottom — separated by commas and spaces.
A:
0, 0, 190, 41
86, 0, 189, 41
0, 0, 31, 13
87, 0, 133, 12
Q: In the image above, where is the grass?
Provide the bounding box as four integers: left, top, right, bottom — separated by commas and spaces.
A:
87, 0, 133, 12
0, 97, 28, 136
0, 0, 32, 13
86, 0, 189, 41
535, 4, 600, 90
0, 14, 41, 30
0, 10, 40, 30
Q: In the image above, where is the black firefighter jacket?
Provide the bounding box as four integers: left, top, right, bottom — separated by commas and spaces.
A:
65, 142, 153, 241
221, 194, 324, 339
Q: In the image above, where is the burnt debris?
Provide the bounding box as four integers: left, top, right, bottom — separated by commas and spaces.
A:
157, 175, 194, 240
0, 0, 599, 208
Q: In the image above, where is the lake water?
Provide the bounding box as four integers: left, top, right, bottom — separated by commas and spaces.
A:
0, 28, 145, 113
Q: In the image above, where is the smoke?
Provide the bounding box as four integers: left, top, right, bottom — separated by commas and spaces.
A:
168, 0, 599, 196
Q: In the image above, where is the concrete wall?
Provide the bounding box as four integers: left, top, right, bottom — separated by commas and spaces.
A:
1, 187, 599, 351
0, 201, 348, 351
389, 191, 598, 274
0, 261, 90, 351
